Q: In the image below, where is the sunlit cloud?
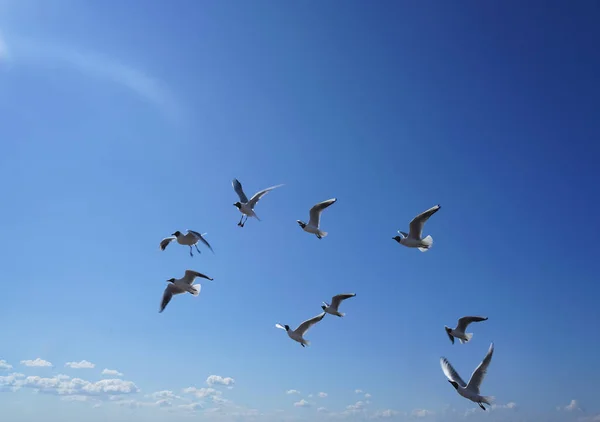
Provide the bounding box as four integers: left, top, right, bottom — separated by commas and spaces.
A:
286, 389, 300, 395
101, 368, 123, 377
0, 359, 12, 370
206, 375, 235, 388
20, 358, 53, 367
293, 399, 310, 408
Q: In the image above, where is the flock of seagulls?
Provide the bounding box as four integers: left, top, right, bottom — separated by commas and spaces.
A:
156, 178, 497, 411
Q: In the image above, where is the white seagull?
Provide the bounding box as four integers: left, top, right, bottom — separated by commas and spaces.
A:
159, 230, 214, 257
232, 178, 284, 227
392, 204, 441, 252
445, 316, 488, 344
321, 293, 356, 317
440, 342, 495, 411
159, 270, 214, 313
297, 198, 337, 239
275, 312, 326, 347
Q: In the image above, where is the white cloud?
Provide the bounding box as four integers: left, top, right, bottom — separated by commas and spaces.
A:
150, 390, 181, 401
318, 392, 328, 398
286, 389, 300, 395
374, 409, 400, 418
346, 400, 368, 415
411, 409, 434, 418
101, 369, 123, 377
179, 402, 203, 412
365, 393, 372, 398
317, 407, 329, 413
21, 358, 53, 367
355, 389, 363, 394
0, 373, 139, 397
65, 360, 95, 369
0, 360, 12, 370
557, 399, 582, 412
492, 402, 517, 410
206, 375, 235, 388
294, 399, 310, 408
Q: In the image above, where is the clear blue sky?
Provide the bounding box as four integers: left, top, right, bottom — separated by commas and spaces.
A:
1, 1, 599, 421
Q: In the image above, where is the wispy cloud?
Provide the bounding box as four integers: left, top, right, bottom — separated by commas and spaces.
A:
0, 359, 12, 370
21, 358, 53, 367
318, 392, 328, 398
65, 360, 95, 369
293, 399, 310, 408
0, 33, 182, 122
286, 389, 300, 395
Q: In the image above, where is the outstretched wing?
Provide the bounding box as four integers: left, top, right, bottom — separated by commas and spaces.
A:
159, 237, 176, 251
248, 184, 284, 209
440, 357, 467, 388
308, 198, 337, 228
467, 343, 494, 394
456, 316, 488, 332
183, 270, 214, 284
232, 179, 249, 203
408, 204, 441, 240
188, 230, 214, 254
330, 293, 356, 310
296, 312, 326, 335
159, 284, 185, 313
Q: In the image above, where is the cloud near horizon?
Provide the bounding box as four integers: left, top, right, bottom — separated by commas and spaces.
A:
65, 360, 95, 369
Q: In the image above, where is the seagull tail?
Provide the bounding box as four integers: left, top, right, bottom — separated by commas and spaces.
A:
418, 235, 433, 252
318, 231, 328, 238
481, 396, 495, 405
190, 285, 201, 296
459, 333, 473, 344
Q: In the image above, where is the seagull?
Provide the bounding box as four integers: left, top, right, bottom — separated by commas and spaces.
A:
159, 230, 214, 257
392, 204, 441, 252
232, 178, 284, 227
275, 312, 326, 347
297, 198, 337, 239
159, 270, 214, 313
445, 316, 488, 344
440, 342, 495, 411
321, 293, 356, 317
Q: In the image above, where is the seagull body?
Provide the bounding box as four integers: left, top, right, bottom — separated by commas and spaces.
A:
232, 178, 284, 227
321, 293, 356, 317
275, 312, 326, 347
440, 342, 495, 411
160, 230, 214, 257
393, 204, 441, 252
159, 270, 214, 313
297, 198, 337, 239
445, 316, 488, 344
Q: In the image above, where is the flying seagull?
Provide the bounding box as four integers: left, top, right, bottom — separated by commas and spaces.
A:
275, 312, 326, 347
297, 198, 337, 239
392, 204, 441, 252
440, 342, 495, 411
159, 230, 214, 257
232, 178, 284, 227
159, 270, 214, 313
321, 293, 356, 317
445, 316, 488, 344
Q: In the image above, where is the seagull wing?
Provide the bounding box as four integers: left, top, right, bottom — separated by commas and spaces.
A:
408, 204, 441, 240
188, 230, 214, 254
247, 184, 284, 209
232, 179, 249, 203
183, 270, 214, 284
456, 316, 488, 332
159, 236, 176, 251
159, 284, 185, 313
295, 312, 326, 335
467, 343, 494, 394
440, 357, 467, 388
308, 198, 337, 227
330, 293, 356, 310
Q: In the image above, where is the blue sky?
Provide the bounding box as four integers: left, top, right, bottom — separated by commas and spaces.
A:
1, 0, 599, 421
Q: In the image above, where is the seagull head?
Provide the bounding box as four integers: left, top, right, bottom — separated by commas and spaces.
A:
296, 220, 306, 229
166, 278, 176, 283
284, 325, 290, 331
233, 202, 242, 209
172, 231, 181, 237
448, 380, 459, 390
392, 235, 403, 243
